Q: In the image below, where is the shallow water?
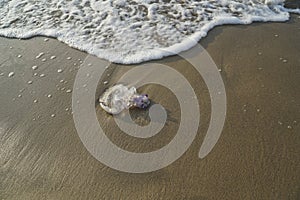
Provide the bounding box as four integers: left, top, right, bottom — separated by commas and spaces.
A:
0, 0, 299, 63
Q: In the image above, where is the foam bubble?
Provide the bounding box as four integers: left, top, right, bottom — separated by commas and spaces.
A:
0, 0, 299, 64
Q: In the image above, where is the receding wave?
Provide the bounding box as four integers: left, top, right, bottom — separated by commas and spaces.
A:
0, 0, 299, 64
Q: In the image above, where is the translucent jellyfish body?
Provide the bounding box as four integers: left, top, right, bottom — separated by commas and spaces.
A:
99, 84, 150, 114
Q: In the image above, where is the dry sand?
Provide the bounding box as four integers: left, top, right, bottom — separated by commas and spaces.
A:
0, 15, 300, 200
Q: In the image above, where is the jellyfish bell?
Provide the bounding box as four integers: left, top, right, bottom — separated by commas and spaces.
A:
99, 84, 150, 114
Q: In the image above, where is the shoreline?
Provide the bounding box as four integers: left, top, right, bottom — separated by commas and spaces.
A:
0, 15, 299, 199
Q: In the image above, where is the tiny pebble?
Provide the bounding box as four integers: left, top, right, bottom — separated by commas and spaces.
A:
8, 72, 15, 77
44, 38, 49, 42
18, 94, 22, 98
34, 73, 38, 76
36, 52, 44, 59
42, 58, 47, 62
0, 73, 4, 76
274, 34, 279, 37
57, 69, 63, 73
103, 81, 108, 85
218, 69, 222, 72
40, 74, 45, 77
278, 121, 283, 125
33, 99, 38, 103
47, 94, 52, 98
32, 65, 38, 70
257, 109, 260, 113
287, 125, 292, 129
65, 108, 70, 111
17, 55, 22, 58
67, 57, 72, 60
60, 79, 64, 83
27, 80, 33, 84
51, 114, 56, 118
258, 52, 262, 55
282, 59, 287, 63
66, 89, 72, 93
50, 56, 56, 60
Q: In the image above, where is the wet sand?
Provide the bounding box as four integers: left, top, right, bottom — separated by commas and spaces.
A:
0, 15, 300, 200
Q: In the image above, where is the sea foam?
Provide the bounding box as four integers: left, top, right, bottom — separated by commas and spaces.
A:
0, 0, 299, 64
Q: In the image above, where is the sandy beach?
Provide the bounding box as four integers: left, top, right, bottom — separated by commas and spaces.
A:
0, 13, 300, 200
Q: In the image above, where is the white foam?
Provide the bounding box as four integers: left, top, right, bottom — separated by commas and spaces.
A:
0, 0, 299, 64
